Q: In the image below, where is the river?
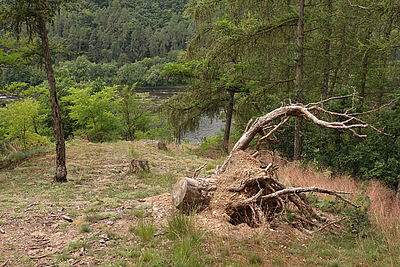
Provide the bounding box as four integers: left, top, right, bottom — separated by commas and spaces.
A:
136, 88, 225, 143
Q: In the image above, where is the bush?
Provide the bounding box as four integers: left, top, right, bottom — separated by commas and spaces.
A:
0, 99, 49, 150
66, 86, 120, 142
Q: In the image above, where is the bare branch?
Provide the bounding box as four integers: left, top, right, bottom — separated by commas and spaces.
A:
313, 218, 347, 234
261, 187, 360, 208
192, 163, 207, 179
256, 116, 290, 150
305, 94, 357, 107
349, 96, 400, 116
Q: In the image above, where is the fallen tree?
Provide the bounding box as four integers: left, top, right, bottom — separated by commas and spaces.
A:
171, 96, 391, 233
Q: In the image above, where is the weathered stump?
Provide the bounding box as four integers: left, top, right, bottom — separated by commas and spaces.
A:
171, 177, 217, 214
157, 141, 168, 151
129, 159, 150, 174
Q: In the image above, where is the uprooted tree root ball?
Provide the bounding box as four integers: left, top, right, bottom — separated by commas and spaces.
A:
173, 150, 358, 234
222, 157, 358, 234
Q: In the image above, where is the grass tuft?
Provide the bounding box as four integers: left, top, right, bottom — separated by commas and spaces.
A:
129, 220, 157, 243
166, 212, 197, 240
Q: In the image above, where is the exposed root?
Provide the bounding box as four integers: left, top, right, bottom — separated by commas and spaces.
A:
224, 163, 358, 234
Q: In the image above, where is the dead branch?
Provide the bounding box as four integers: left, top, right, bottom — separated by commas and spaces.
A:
256, 117, 290, 150
192, 163, 207, 179
261, 187, 359, 207
218, 98, 389, 173
313, 217, 347, 234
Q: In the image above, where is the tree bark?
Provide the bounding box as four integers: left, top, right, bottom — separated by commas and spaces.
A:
294, 0, 305, 161
293, 118, 303, 160
171, 177, 217, 213
322, 0, 332, 99
129, 159, 150, 174
222, 90, 235, 155
37, 16, 67, 183
359, 31, 371, 103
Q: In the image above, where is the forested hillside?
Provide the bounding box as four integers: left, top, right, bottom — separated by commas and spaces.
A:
1, 0, 190, 87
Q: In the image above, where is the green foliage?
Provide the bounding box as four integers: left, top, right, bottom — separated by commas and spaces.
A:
50, 0, 189, 63
116, 55, 182, 87
56, 56, 118, 85
166, 212, 197, 240
0, 99, 48, 150
117, 86, 153, 141
66, 86, 120, 142
343, 195, 372, 237
294, 96, 400, 189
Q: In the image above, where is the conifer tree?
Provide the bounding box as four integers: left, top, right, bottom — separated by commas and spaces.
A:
1, 0, 71, 182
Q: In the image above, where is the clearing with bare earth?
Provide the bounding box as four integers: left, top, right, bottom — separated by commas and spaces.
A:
0, 139, 399, 266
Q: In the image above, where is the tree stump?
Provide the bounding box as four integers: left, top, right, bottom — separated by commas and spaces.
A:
129, 159, 150, 174
157, 141, 168, 151
171, 177, 217, 214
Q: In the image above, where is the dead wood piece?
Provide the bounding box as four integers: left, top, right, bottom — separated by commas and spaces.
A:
192, 163, 207, 179
227, 176, 268, 192
218, 98, 388, 173
61, 215, 73, 222
227, 175, 282, 193
171, 177, 217, 214
129, 159, 150, 174
313, 218, 347, 234
29, 254, 52, 260
261, 187, 359, 207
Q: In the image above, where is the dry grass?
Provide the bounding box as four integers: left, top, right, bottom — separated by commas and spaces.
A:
279, 160, 400, 263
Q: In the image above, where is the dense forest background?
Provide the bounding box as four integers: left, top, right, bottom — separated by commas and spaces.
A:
1, 0, 190, 87
0, 0, 399, 189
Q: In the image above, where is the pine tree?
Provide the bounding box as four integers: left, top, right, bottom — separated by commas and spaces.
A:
1, 0, 72, 182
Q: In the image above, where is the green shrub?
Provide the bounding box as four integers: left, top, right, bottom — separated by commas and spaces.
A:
0, 99, 48, 150
66, 86, 120, 142
343, 194, 371, 237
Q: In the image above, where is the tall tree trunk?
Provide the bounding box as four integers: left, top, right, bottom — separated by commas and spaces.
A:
294, 0, 305, 161
359, 50, 369, 101
359, 31, 371, 103
222, 90, 235, 155
37, 17, 67, 183
322, 0, 332, 99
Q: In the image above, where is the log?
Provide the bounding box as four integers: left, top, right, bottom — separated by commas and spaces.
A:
171, 177, 217, 214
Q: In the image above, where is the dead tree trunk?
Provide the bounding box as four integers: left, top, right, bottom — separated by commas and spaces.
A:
294, 0, 305, 161
222, 90, 235, 155
172, 178, 217, 213
219, 95, 381, 173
